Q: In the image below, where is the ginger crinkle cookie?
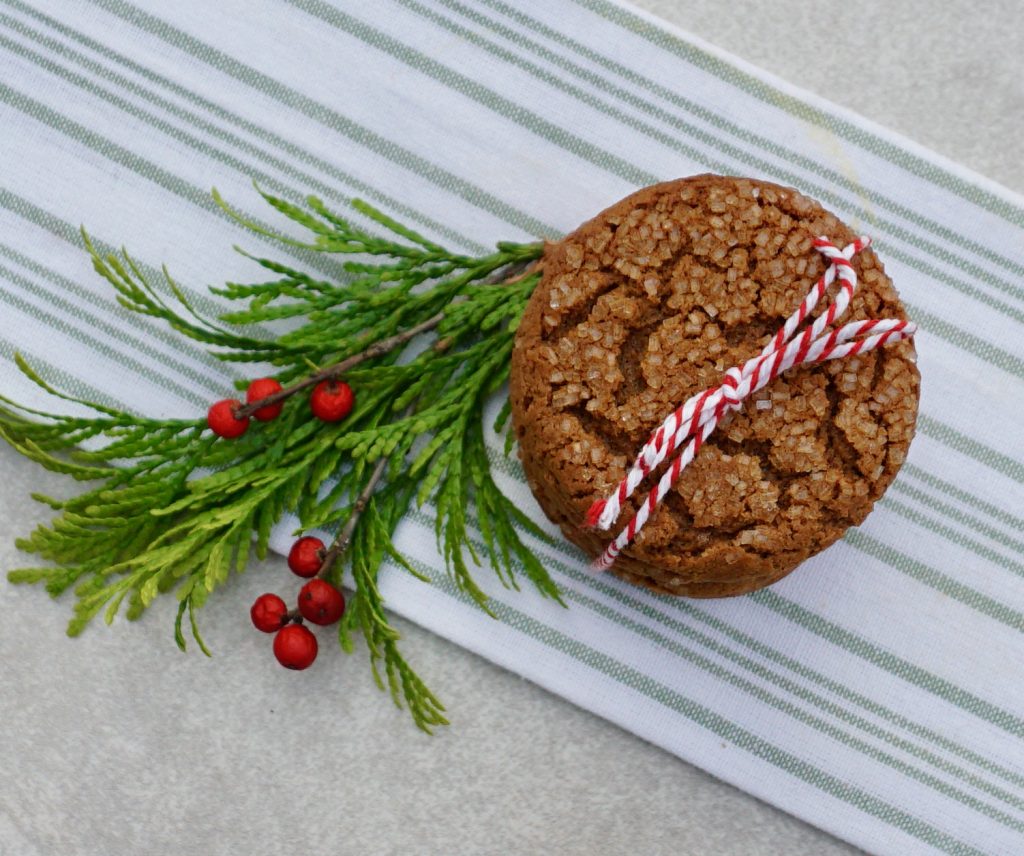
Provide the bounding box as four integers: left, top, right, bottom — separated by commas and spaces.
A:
509, 175, 920, 598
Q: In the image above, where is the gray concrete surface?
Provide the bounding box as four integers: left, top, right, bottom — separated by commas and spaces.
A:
2, 2, 1020, 855
635, 0, 1024, 195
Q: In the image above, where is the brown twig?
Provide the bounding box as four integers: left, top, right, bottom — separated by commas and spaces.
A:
234, 314, 442, 419
316, 452, 390, 580
233, 257, 539, 420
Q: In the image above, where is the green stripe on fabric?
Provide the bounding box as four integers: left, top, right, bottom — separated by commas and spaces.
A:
0, 185, 275, 383
290, 0, 1024, 327
16, 0, 1020, 493
0, 1, 488, 255
0, 338, 176, 426
83, 0, 558, 239
0, 257, 224, 403
400, 553, 986, 855
488, 440, 1024, 678
872, 243, 1024, 331
620, 582, 1024, 795
573, 0, 1024, 230
423, 505, 1024, 817
485, 448, 1024, 739
881, 497, 1024, 581
15, 0, 1024, 380
875, 243, 1024, 329
12, 0, 1021, 415
562, 571, 1024, 827
905, 304, 1024, 377
0, 271, 207, 407
74, 0, 1024, 370
919, 416, 1024, 485
652, 579, 1024, 792
472, 0, 1024, 282
283, 0, 662, 184
0, 341, 130, 413
892, 481, 1024, 557
0, 237, 232, 379
903, 463, 1024, 535
0, 184, 260, 331
843, 529, 1024, 632
751, 587, 1024, 737
0, 52, 345, 283
403, 0, 1024, 303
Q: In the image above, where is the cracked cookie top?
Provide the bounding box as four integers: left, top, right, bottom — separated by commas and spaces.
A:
509, 175, 920, 598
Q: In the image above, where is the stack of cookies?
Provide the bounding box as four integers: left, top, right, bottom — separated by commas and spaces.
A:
510, 175, 919, 597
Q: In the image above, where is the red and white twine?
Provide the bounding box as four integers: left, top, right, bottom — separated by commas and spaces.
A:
584, 236, 916, 571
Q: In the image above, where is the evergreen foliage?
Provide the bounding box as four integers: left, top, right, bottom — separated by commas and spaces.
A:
0, 188, 560, 731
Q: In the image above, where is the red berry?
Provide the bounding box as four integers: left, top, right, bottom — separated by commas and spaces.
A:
246, 377, 284, 421
298, 578, 346, 626
287, 536, 325, 578
207, 399, 249, 438
273, 624, 318, 670
250, 593, 288, 633
310, 380, 354, 423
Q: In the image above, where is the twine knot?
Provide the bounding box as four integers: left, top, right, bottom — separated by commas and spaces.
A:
718, 367, 744, 407
584, 236, 916, 572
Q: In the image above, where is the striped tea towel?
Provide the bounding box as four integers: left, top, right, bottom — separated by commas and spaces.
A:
1, 1, 1023, 853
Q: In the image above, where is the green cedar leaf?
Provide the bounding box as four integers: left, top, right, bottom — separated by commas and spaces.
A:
3, 190, 549, 729
174, 598, 189, 653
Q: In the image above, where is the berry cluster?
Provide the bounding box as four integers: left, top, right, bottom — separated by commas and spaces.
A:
207, 375, 356, 669
249, 537, 347, 669
206, 376, 355, 439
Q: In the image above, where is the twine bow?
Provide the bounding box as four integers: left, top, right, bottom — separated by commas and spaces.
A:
585, 236, 916, 571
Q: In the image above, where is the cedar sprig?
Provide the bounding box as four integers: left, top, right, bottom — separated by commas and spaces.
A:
1, 188, 559, 731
